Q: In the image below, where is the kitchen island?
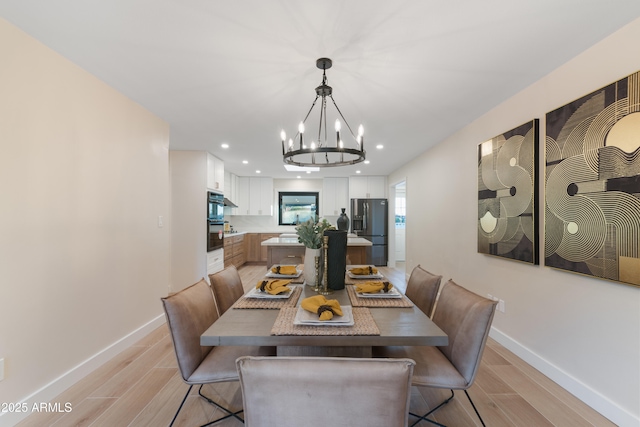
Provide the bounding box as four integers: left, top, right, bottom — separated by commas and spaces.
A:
261, 236, 372, 267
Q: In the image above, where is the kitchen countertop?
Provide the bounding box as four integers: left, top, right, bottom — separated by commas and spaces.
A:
223, 231, 247, 236
261, 237, 372, 247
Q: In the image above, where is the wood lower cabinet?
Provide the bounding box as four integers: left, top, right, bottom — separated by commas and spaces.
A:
224, 234, 245, 268
245, 233, 281, 263
260, 233, 280, 262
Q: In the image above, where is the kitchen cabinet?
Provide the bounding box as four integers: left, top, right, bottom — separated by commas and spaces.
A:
224, 233, 245, 268
207, 248, 224, 276
207, 153, 224, 193
349, 176, 387, 199
322, 177, 349, 216
236, 177, 273, 215
245, 233, 280, 262
223, 171, 239, 215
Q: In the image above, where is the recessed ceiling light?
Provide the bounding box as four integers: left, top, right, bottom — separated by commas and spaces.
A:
242, 160, 248, 164
356, 170, 361, 174
306, 170, 311, 174
297, 176, 301, 179
256, 170, 261, 174
221, 143, 229, 149
364, 160, 370, 164
376, 144, 384, 149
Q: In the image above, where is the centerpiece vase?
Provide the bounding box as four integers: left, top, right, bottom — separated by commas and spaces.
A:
323, 229, 347, 290
304, 247, 322, 286
336, 208, 349, 231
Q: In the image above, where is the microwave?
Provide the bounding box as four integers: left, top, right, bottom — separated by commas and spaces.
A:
208, 192, 224, 223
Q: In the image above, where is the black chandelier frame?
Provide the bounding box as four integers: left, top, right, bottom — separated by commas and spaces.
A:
281, 58, 366, 168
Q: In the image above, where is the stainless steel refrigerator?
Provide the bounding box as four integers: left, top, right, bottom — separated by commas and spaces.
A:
350, 198, 388, 266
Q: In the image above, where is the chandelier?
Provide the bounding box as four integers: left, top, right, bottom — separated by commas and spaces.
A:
281, 58, 366, 167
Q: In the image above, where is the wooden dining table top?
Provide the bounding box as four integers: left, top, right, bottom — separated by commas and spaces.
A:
200, 275, 448, 348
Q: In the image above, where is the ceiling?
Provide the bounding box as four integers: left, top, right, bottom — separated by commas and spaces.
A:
2, 1, 640, 179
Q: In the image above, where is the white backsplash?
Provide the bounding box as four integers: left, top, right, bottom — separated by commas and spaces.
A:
227, 215, 340, 233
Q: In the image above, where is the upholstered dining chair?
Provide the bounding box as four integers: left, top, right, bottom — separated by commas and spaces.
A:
161, 278, 275, 426
209, 265, 245, 316
403, 265, 442, 318
236, 356, 416, 427
374, 279, 497, 427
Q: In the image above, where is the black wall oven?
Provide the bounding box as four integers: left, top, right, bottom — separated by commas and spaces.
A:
207, 192, 224, 252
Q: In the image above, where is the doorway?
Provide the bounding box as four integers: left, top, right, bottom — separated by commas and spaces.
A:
394, 181, 406, 273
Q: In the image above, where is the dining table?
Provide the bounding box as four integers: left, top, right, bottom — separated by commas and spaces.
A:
200, 265, 448, 357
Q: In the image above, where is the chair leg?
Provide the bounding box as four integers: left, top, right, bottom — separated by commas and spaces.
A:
464, 389, 486, 427
409, 389, 454, 427
169, 384, 244, 426
197, 384, 245, 425
170, 385, 193, 427
409, 389, 487, 427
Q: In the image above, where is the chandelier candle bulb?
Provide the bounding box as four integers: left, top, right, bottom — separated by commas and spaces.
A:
335, 119, 341, 146
298, 122, 305, 149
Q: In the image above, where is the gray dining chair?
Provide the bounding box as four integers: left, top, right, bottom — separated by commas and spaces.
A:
236, 356, 416, 427
161, 278, 275, 426
374, 279, 497, 427
404, 265, 442, 318
209, 265, 245, 315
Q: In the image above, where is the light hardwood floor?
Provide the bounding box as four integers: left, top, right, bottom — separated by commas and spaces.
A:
16, 264, 615, 427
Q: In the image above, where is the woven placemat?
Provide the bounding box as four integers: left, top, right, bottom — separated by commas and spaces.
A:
232, 286, 302, 309
346, 285, 414, 308
271, 307, 380, 336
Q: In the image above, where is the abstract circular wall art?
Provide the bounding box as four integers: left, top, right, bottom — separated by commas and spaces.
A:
478, 119, 539, 265
545, 71, 640, 287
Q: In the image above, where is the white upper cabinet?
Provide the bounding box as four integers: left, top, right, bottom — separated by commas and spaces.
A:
322, 177, 349, 216
207, 153, 224, 192
349, 176, 387, 199
236, 176, 273, 216
223, 171, 239, 215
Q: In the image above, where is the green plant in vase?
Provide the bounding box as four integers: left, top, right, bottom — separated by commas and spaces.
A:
295, 217, 334, 286
295, 218, 333, 249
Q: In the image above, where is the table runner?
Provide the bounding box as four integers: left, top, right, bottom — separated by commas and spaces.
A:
232, 286, 302, 309
346, 285, 414, 308
271, 306, 380, 336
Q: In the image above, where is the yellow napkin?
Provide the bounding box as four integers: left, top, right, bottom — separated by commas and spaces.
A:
350, 266, 378, 275
355, 281, 393, 294
256, 279, 291, 295
271, 265, 298, 275
301, 295, 343, 321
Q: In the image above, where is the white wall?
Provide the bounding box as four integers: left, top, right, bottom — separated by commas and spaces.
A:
0, 17, 170, 425
389, 18, 640, 427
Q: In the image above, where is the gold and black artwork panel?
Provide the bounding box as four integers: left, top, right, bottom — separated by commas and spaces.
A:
545, 70, 640, 287
478, 119, 539, 264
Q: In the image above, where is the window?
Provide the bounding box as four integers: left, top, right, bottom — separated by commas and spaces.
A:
278, 192, 319, 226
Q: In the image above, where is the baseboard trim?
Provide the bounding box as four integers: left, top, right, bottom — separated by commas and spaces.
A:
0, 314, 166, 427
489, 327, 638, 427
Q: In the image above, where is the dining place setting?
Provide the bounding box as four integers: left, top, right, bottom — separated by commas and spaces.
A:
227, 263, 418, 338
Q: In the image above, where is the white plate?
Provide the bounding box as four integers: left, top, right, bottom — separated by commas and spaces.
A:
266, 266, 302, 278
356, 287, 403, 298
294, 305, 354, 326
347, 271, 383, 279
245, 286, 294, 299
